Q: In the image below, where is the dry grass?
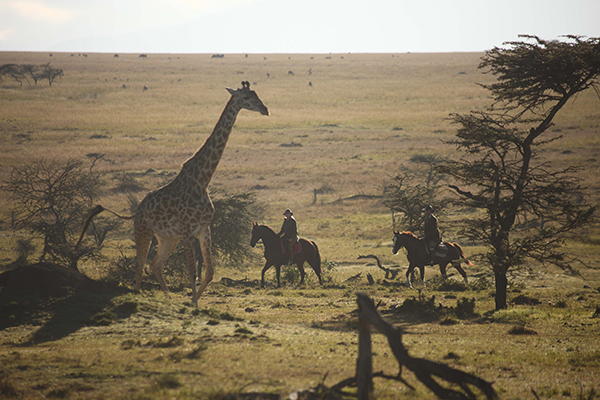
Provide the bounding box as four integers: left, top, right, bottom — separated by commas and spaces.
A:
1, 269, 600, 399
1, 51, 600, 399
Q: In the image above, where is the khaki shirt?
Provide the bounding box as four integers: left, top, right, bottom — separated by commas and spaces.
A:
278, 216, 298, 241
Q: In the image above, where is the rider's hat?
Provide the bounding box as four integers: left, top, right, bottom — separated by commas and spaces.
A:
283, 208, 293, 215
423, 205, 434, 212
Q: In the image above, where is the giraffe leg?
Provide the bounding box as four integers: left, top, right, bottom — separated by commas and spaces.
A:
149, 237, 179, 293
183, 236, 198, 305
134, 223, 154, 292
196, 226, 214, 306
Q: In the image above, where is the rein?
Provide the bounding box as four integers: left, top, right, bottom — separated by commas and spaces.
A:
253, 225, 279, 251
395, 232, 421, 252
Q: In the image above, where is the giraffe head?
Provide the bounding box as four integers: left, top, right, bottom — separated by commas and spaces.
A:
226, 81, 269, 116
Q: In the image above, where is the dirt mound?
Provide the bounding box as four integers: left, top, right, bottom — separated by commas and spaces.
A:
0, 262, 129, 298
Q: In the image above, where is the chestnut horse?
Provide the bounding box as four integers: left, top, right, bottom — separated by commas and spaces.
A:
392, 231, 472, 288
250, 223, 322, 288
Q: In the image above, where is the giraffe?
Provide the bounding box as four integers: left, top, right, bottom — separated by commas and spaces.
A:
76, 81, 268, 307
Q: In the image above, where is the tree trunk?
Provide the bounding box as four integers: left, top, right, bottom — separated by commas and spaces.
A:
494, 269, 508, 310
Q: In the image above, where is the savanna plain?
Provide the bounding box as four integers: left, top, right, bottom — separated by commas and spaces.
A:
1, 51, 600, 399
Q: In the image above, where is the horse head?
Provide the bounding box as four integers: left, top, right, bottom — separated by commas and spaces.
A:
250, 223, 261, 247
392, 231, 403, 254
393, 231, 421, 254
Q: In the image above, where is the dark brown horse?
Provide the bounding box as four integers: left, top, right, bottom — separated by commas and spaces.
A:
392, 231, 472, 288
250, 223, 322, 288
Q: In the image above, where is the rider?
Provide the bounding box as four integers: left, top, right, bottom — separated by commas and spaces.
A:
278, 208, 299, 265
423, 205, 441, 265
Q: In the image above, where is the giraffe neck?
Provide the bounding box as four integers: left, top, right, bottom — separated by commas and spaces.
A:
183, 97, 242, 187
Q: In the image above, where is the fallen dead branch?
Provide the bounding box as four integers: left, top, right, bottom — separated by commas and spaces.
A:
357, 255, 400, 280
351, 292, 498, 399
222, 293, 497, 400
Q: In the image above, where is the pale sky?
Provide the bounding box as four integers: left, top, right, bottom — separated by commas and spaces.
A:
0, 0, 598, 54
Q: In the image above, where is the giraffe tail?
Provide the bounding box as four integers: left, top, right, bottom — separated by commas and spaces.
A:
74, 205, 134, 251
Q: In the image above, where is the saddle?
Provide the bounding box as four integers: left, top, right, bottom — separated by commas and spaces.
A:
281, 239, 302, 254
433, 242, 448, 258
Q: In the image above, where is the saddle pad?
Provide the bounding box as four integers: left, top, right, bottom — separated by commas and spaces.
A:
281, 241, 302, 254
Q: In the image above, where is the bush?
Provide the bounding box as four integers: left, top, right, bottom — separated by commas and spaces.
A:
394, 292, 445, 322
89, 310, 117, 326
280, 264, 301, 286
392, 292, 478, 322
434, 278, 468, 292
105, 245, 136, 286
512, 294, 541, 306
455, 297, 476, 319
508, 325, 537, 335
5, 159, 114, 269
468, 277, 493, 291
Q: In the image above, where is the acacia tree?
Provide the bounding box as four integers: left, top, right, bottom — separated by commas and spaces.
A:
437, 35, 600, 310
39, 63, 63, 87
0, 64, 28, 86
0, 63, 63, 87
383, 172, 445, 232
5, 159, 104, 270
383, 154, 447, 232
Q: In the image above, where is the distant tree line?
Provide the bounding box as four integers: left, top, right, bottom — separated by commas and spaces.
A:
0, 63, 63, 87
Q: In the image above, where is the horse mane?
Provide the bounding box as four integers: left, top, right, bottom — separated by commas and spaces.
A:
255, 223, 275, 232
400, 231, 420, 239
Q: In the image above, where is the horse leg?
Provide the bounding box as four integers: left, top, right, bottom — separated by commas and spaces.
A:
296, 260, 306, 285
453, 261, 469, 284
261, 260, 273, 288
307, 253, 322, 285
314, 262, 323, 285
439, 262, 448, 280
275, 265, 281, 288
420, 265, 426, 287
406, 265, 414, 288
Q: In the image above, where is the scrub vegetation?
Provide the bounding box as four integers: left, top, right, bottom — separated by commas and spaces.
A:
1, 48, 599, 399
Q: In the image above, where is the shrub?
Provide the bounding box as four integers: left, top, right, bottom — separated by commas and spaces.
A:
468, 277, 493, 291
512, 294, 541, 306
281, 264, 300, 285
508, 325, 537, 335
455, 297, 476, 319
5, 159, 108, 269
394, 292, 445, 321
89, 310, 117, 326
439, 317, 459, 325
434, 278, 468, 292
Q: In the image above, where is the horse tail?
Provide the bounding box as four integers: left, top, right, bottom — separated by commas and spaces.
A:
74, 205, 135, 251
453, 243, 474, 266
311, 241, 322, 275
